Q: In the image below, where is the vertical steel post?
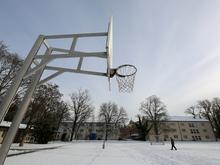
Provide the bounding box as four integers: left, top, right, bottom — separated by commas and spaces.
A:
102, 123, 106, 149
0, 48, 52, 165
0, 35, 45, 122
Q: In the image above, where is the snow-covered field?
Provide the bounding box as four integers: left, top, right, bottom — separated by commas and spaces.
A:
7, 142, 66, 156
5, 141, 220, 165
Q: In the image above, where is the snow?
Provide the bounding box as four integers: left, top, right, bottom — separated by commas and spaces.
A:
5, 141, 220, 165
167, 116, 208, 122
0, 121, 26, 129
6, 142, 67, 156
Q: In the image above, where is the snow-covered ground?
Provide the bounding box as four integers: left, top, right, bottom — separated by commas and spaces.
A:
5, 141, 220, 165
6, 142, 66, 156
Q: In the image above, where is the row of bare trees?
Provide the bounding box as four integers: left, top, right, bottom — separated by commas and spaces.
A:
68, 89, 129, 141
185, 98, 220, 138
0, 41, 128, 143
133, 95, 220, 141
2, 41, 219, 143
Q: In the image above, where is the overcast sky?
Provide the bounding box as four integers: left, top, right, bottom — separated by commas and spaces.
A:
1, 0, 220, 119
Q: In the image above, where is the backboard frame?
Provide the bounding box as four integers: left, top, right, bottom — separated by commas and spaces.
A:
106, 17, 113, 90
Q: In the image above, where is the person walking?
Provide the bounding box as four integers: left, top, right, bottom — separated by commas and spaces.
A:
170, 137, 177, 150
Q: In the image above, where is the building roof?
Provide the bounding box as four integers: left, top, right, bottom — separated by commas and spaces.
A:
167, 116, 208, 122
0, 121, 27, 129
62, 121, 108, 124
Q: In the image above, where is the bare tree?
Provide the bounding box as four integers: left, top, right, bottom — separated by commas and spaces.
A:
197, 99, 214, 129
185, 106, 197, 118
69, 89, 94, 141
0, 42, 23, 99
211, 98, 220, 138
55, 101, 70, 131
197, 99, 220, 138
0, 41, 30, 121
98, 102, 128, 140
135, 115, 152, 141
187, 98, 220, 139
139, 95, 167, 135
115, 107, 128, 127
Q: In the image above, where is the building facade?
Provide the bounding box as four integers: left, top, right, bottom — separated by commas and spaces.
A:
0, 121, 27, 143
55, 121, 120, 141
148, 116, 216, 141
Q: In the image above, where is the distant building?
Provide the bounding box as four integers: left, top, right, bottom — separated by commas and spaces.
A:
148, 116, 216, 141
54, 116, 216, 142
0, 121, 27, 143
119, 120, 139, 140
119, 116, 215, 141
55, 121, 120, 141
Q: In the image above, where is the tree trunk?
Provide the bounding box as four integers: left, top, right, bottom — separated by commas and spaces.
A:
105, 124, 108, 141
74, 125, 81, 140
70, 119, 77, 141
19, 123, 30, 147
56, 116, 62, 131
153, 122, 159, 135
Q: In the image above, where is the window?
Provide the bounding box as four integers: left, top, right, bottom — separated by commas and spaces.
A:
205, 135, 209, 139
163, 129, 169, 132
203, 129, 207, 132
96, 123, 103, 127
172, 129, 177, 132
181, 123, 184, 126
189, 123, 195, 127
191, 129, 199, 134
96, 129, 104, 133
174, 135, 178, 139
201, 123, 205, 126
182, 129, 186, 132
192, 136, 201, 141
183, 135, 188, 139
80, 129, 84, 132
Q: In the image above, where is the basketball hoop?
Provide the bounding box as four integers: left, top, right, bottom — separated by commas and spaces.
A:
111, 64, 137, 93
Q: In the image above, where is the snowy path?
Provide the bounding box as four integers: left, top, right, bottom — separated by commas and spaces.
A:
5, 141, 220, 165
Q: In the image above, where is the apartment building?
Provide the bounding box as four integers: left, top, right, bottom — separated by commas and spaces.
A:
55, 121, 120, 141
149, 116, 215, 141
55, 116, 215, 142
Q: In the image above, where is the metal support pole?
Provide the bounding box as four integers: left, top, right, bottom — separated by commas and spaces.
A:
0, 35, 45, 122
0, 29, 111, 164
0, 48, 52, 165
102, 123, 106, 149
